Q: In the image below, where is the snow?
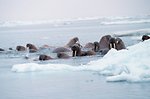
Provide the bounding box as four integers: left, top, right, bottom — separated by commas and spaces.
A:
88, 40, 150, 82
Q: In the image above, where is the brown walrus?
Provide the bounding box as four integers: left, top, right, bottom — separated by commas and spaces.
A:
65, 37, 79, 48
109, 37, 126, 50
142, 35, 150, 41
16, 46, 26, 51
99, 35, 112, 54
84, 41, 99, 52
39, 54, 53, 61
93, 41, 100, 52
26, 43, 38, 53
99, 35, 112, 50
53, 37, 80, 53
71, 43, 96, 57
115, 38, 126, 50
57, 52, 70, 59
0, 48, 5, 51
52, 47, 71, 53
71, 43, 83, 57
84, 42, 94, 49
108, 37, 117, 49
99, 35, 126, 55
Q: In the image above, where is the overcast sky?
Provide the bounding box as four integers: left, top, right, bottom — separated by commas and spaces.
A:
0, 0, 150, 21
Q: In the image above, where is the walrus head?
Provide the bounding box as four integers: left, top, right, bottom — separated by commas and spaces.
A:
26, 44, 33, 48
142, 35, 150, 41
109, 38, 116, 49
73, 37, 79, 42
39, 54, 52, 61
93, 41, 99, 52
71, 44, 81, 57
26, 43, 38, 53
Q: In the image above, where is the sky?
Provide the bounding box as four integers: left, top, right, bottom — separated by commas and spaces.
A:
0, 0, 150, 21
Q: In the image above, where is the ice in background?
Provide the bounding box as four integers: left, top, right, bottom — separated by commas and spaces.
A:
1, 15, 150, 48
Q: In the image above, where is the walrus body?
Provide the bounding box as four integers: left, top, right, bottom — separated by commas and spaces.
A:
84, 42, 94, 49
71, 43, 95, 57
52, 47, 71, 53
53, 37, 79, 53
26, 43, 38, 53
142, 35, 150, 41
84, 41, 99, 52
99, 35, 112, 54
39, 54, 52, 61
0, 48, 5, 51
115, 38, 126, 50
16, 46, 26, 51
99, 35, 112, 50
57, 52, 70, 59
65, 37, 79, 48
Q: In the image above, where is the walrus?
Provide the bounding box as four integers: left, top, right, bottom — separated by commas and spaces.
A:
109, 37, 117, 49
0, 48, 5, 51
84, 42, 100, 52
39, 54, 53, 61
26, 43, 38, 53
53, 37, 80, 53
84, 50, 96, 56
93, 41, 100, 52
57, 52, 70, 59
52, 47, 71, 53
65, 37, 79, 48
99, 35, 112, 50
71, 43, 95, 57
16, 46, 26, 51
108, 37, 126, 50
99, 35, 126, 55
115, 38, 126, 50
9, 48, 13, 50
99, 35, 112, 54
84, 42, 94, 49
142, 35, 150, 41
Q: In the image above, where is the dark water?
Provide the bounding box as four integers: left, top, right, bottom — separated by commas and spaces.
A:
0, 21, 150, 99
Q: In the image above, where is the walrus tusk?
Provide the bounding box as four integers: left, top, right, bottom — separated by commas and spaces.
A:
76, 41, 82, 48
116, 40, 119, 44
74, 51, 77, 56
113, 43, 116, 49
109, 44, 112, 49
76, 40, 80, 44
96, 46, 98, 51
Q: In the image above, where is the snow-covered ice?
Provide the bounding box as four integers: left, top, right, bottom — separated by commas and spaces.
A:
12, 40, 150, 82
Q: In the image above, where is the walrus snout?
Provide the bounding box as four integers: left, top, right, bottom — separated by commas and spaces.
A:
71, 45, 77, 57
71, 44, 80, 57
109, 38, 116, 49
93, 41, 99, 52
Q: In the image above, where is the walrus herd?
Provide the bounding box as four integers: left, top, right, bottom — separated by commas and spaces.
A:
0, 35, 149, 61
